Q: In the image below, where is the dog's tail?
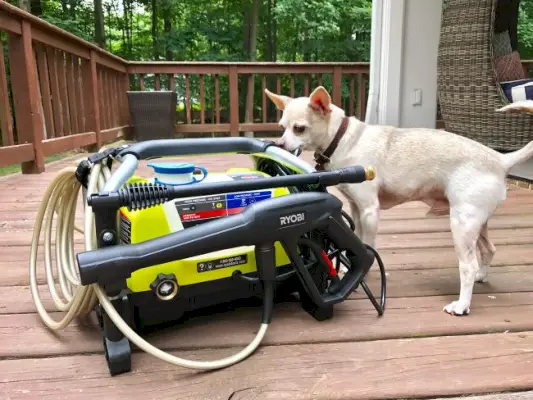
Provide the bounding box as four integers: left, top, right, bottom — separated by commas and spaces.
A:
495, 101, 533, 170
500, 140, 533, 171
497, 100, 533, 114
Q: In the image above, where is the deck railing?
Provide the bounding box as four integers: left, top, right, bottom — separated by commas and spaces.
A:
0, 3, 370, 173
127, 61, 369, 137
2, 2, 533, 173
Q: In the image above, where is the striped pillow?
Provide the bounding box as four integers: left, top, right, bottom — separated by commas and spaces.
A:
501, 78, 533, 102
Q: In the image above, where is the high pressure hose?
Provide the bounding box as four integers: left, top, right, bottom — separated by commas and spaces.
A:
29, 148, 273, 370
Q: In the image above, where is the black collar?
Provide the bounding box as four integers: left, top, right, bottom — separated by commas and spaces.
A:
313, 116, 350, 171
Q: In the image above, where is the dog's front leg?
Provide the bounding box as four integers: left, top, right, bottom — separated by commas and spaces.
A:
344, 183, 380, 248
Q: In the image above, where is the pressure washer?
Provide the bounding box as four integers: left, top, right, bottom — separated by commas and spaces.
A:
29, 137, 387, 376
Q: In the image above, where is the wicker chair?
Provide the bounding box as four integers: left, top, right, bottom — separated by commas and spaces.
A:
437, 0, 533, 151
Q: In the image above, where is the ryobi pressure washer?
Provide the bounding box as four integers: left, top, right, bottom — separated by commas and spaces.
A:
29, 137, 386, 376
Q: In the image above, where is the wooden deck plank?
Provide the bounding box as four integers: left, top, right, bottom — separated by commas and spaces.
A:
2, 151, 533, 399
1, 293, 533, 359
1, 332, 533, 400
433, 392, 533, 400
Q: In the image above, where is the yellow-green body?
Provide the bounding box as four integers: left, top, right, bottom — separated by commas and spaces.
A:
119, 167, 292, 293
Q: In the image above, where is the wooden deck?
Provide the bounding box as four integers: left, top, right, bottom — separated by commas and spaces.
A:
2, 150, 533, 399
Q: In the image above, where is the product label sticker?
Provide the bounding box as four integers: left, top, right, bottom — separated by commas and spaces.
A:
174, 195, 227, 228
174, 190, 274, 226
226, 190, 272, 214
197, 254, 248, 273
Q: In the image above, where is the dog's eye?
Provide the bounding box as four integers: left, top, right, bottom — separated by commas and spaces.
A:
293, 125, 306, 134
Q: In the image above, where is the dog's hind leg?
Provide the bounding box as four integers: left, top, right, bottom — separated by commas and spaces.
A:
444, 204, 485, 316
475, 222, 496, 283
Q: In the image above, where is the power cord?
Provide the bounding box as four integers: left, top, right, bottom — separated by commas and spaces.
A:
29, 148, 272, 370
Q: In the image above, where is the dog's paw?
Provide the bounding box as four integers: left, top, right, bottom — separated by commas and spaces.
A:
475, 269, 489, 283
443, 301, 470, 316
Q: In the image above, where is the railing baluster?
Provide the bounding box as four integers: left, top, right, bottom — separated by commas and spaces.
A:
349, 75, 355, 117
332, 66, 342, 106
0, 35, 14, 146
276, 76, 281, 120
139, 74, 145, 91
155, 73, 160, 91
35, 43, 54, 138
57, 50, 70, 136
358, 73, 366, 120
65, 53, 79, 134
199, 74, 205, 124
229, 66, 238, 136
7, 20, 45, 173
261, 75, 266, 123
169, 74, 175, 92
246, 74, 254, 126
83, 50, 100, 149
73, 56, 84, 132
214, 74, 220, 125
185, 74, 191, 124
290, 74, 295, 98
45, 46, 63, 137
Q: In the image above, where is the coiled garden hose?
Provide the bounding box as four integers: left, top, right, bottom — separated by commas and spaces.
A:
29, 149, 273, 370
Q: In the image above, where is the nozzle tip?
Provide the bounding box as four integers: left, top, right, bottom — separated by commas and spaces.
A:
364, 166, 376, 181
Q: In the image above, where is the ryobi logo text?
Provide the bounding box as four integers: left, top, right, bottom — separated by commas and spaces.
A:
279, 211, 306, 227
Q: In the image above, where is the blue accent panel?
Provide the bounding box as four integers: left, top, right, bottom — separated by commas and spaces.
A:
226, 191, 272, 208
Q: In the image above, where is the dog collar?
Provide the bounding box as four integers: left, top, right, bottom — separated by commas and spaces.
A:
314, 116, 350, 171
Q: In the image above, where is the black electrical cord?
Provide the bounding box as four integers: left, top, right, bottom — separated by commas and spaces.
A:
254, 156, 386, 315
324, 206, 387, 315
261, 280, 274, 324
362, 244, 387, 315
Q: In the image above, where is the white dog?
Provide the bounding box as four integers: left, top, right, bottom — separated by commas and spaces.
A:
265, 86, 533, 316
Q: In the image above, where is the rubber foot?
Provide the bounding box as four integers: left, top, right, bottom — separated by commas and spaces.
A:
104, 337, 132, 376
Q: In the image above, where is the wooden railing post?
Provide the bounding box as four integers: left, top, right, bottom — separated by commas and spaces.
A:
8, 20, 45, 173
122, 72, 132, 139
83, 50, 101, 150
332, 66, 343, 107
228, 66, 239, 137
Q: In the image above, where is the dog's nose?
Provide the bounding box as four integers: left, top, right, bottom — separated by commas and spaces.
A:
277, 138, 286, 148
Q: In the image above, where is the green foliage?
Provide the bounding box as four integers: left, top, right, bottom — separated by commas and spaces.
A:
32, 0, 371, 63
519, 0, 533, 61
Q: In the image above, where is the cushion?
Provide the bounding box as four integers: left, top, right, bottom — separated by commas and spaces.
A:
493, 30, 513, 57
494, 51, 526, 82
501, 78, 533, 102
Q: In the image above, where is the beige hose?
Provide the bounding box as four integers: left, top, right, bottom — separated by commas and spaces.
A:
29, 152, 269, 370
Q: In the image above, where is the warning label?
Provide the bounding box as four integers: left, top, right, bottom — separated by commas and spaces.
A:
174, 195, 227, 228
174, 190, 273, 225
197, 254, 248, 273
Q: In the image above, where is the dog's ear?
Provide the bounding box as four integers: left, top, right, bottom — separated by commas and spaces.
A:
309, 86, 332, 115
264, 88, 292, 111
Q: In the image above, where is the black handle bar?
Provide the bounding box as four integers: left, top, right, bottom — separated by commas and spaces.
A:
87, 165, 376, 211
117, 137, 275, 160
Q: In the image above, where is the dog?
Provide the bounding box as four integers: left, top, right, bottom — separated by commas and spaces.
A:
265, 86, 533, 316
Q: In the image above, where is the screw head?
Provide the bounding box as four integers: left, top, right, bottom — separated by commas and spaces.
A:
102, 231, 114, 243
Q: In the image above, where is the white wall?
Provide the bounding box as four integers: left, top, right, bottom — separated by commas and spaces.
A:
375, 0, 443, 129
400, 0, 443, 128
